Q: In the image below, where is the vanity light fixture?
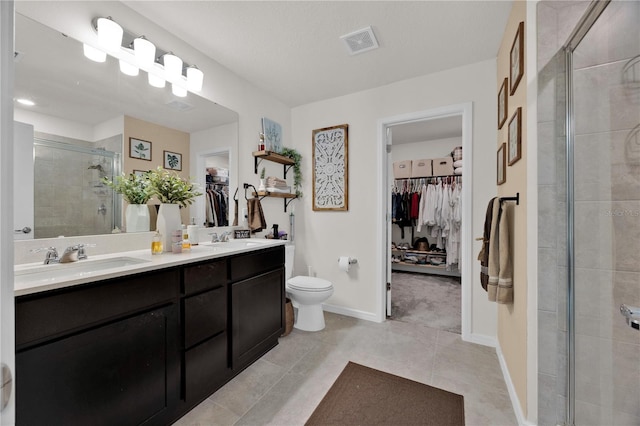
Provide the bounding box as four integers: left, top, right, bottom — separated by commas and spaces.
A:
133, 36, 155, 68
162, 52, 183, 83
86, 16, 204, 95
171, 83, 187, 97
83, 43, 107, 62
186, 65, 204, 92
96, 17, 123, 53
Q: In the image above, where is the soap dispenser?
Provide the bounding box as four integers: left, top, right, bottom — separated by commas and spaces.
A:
151, 231, 163, 255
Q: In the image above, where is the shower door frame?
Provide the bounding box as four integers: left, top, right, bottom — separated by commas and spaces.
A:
563, 1, 611, 425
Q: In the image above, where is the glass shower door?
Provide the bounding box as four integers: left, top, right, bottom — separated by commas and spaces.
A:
571, 1, 640, 424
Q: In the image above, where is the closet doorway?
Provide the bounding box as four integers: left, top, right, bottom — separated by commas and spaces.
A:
377, 103, 472, 339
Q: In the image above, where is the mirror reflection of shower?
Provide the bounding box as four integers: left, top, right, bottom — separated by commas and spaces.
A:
33, 136, 121, 238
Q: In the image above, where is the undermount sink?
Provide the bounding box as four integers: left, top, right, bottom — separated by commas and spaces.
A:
15, 256, 150, 283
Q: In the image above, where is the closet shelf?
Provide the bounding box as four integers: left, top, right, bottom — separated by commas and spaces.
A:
253, 150, 295, 177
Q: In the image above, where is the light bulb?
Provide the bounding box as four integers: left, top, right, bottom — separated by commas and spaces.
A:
163, 53, 183, 83
83, 43, 106, 62
186, 66, 204, 92
96, 17, 123, 53
148, 73, 166, 88
172, 83, 187, 97
133, 36, 155, 68
119, 59, 139, 76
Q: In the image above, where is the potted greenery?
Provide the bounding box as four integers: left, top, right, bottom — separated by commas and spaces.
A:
280, 147, 302, 197
258, 167, 266, 192
102, 172, 152, 232
147, 167, 203, 251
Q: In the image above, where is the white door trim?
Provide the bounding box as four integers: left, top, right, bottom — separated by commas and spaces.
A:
376, 102, 473, 341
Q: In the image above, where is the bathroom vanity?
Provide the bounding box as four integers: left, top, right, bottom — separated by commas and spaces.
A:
14, 240, 285, 425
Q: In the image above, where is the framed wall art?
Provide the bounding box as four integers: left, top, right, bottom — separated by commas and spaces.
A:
498, 77, 508, 129
129, 137, 152, 161
163, 150, 182, 171
312, 124, 348, 211
497, 143, 506, 185
133, 169, 149, 177
508, 107, 522, 166
261, 117, 282, 153
510, 21, 524, 95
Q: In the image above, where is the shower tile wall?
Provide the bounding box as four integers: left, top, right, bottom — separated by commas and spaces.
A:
537, 2, 589, 425
538, 1, 640, 425
34, 133, 121, 239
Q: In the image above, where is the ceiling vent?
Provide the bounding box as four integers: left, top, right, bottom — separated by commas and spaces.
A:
340, 26, 379, 56
165, 99, 193, 112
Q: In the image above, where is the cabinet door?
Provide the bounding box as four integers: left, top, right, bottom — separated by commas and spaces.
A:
231, 268, 284, 369
16, 305, 179, 426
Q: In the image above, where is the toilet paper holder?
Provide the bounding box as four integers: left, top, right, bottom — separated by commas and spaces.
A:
338, 257, 358, 265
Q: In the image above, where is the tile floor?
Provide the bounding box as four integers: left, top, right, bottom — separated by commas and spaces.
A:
174, 313, 517, 425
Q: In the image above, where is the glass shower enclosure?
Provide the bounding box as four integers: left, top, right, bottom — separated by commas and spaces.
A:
33, 138, 121, 238
566, 1, 640, 424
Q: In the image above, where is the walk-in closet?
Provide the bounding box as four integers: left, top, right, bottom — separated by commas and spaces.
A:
388, 116, 463, 334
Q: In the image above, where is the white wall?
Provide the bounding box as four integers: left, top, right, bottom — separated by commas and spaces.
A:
292, 59, 498, 338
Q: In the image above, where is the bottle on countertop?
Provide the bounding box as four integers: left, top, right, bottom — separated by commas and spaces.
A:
151, 231, 163, 255
182, 225, 191, 251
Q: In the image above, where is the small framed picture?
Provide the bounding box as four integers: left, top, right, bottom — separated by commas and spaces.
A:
163, 150, 182, 171
510, 21, 524, 95
497, 143, 506, 185
129, 138, 152, 161
498, 77, 508, 129
508, 107, 522, 166
132, 170, 148, 177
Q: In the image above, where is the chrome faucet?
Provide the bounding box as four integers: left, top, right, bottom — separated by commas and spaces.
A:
220, 231, 232, 242
209, 232, 219, 243
59, 243, 96, 263
30, 247, 59, 264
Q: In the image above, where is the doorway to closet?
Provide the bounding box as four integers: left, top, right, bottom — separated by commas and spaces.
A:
378, 103, 472, 338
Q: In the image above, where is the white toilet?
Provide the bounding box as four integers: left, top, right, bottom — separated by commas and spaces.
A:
285, 244, 334, 331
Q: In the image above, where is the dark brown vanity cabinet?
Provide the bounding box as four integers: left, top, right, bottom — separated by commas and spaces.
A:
16, 269, 181, 426
182, 259, 230, 404
15, 245, 285, 425
231, 248, 285, 370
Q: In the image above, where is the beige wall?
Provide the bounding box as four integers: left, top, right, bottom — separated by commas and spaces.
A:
123, 115, 191, 226
496, 0, 528, 417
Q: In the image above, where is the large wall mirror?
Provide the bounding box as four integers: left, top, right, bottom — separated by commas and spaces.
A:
13, 12, 239, 240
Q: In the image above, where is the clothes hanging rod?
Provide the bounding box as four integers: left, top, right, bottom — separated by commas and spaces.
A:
394, 174, 461, 180
500, 192, 520, 205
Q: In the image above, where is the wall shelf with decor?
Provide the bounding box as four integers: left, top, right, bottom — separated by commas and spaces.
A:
252, 150, 295, 178
250, 151, 298, 212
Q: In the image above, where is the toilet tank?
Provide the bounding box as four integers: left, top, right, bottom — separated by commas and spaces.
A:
285, 244, 295, 280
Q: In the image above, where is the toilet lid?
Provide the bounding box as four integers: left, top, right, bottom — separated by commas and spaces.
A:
287, 276, 333, 291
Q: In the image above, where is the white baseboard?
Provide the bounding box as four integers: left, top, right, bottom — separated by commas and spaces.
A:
322, 303, 380, 323
466, 332, 498, 348
495, 344, 536, 426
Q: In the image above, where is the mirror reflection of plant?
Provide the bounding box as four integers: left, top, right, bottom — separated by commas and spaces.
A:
102, 173, 152, 205
147, 166, 203, 208
280, 147, 302, 197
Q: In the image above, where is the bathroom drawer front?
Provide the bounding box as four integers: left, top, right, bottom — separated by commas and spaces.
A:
183, 259, 227, 295
16, 269, 179, 349
185, 332, 229, 403
229, 247, 284, 283
184, 286, 227, 348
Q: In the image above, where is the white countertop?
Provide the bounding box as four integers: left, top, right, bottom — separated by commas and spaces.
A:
14, 239, 287, 297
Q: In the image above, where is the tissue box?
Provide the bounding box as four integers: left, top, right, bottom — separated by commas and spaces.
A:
393, 160, 412, 179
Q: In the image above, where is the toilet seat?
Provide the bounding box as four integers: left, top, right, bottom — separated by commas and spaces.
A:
287, 276, 333, 292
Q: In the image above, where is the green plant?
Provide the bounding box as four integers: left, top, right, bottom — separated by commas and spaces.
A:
147, 166, 203, 208
280, 147, 302, 197
260, 167, 266, 179
102, 172, 152, 205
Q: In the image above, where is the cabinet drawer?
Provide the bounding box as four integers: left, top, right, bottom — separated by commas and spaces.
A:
185, 333, 229, 402
184, 286, 227, 348
16, 269, 179, 348
183, 259, 227, 295
230, 247, 284, 282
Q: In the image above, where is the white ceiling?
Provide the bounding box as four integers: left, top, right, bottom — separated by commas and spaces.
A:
121, 1, 513, 108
